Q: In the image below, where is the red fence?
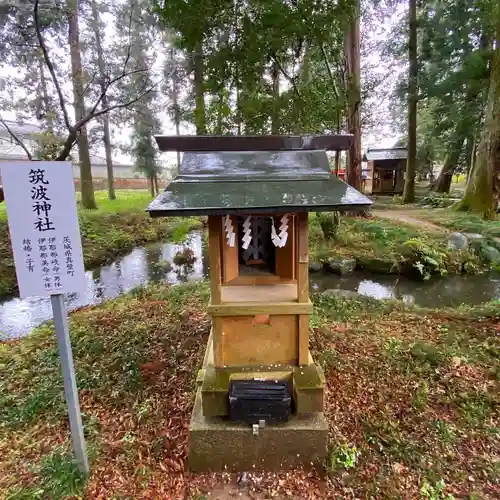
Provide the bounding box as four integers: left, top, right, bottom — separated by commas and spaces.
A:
73, 178, 151, 191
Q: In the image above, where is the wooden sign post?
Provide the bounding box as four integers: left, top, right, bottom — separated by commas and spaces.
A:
1, 161, 89, 475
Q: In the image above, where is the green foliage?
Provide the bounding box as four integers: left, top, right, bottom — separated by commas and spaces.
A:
432, 420, 457, 444
154, 0, 354, 137
173, 248, 196, 266
309, 213, 488, 278
412, 380, 429, 410
36, 448, 87, 499
168, 219, 194, 243
312, 291, 394, 323
33, 131, 70, 161
327, 443, 360, 472
419, 194, 455, 208
420, 479, 455, 500
388, 0, 490, 182
317, 348, 339, 371
399, 238, 448, 280
4, 447, 88, 500
153, 260, 173, 273
315, 212, 340, 241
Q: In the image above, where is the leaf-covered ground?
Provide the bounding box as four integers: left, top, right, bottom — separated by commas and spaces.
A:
0, 190, 201, 296
1, 282, 498, 499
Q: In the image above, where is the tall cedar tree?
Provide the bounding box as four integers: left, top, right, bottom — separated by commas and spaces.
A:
458, 5, 500, 218
345, 0, 362, 189
90, 0, 115, 200
68, 0, 96, 209
403, 0, 418, 203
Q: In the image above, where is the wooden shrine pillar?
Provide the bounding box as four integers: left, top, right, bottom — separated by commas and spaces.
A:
296, 212, 309, 366
208, 216, 223, 366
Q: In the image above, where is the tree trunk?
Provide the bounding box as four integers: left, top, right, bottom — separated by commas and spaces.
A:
403, 0, 418, 203
37, 50, 54, 131
154, 173, 159, 195
458, 28, 500, 219
467, 133, 478, 182
147, 176, 155, 197
216, 93, 224, 134
334, 152, 340, 176
193, 42, 206, 135
90, 0, 115, 201
171, 49, 181, 169
69, 0, 96, 209
463, 134, 474, 180
345, 0, 362, 189
433, 131, 465, 193
319, 44, 342, 176
271, 60, 280, 134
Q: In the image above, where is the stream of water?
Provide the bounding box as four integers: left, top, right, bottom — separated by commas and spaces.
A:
1, 230, 499, 339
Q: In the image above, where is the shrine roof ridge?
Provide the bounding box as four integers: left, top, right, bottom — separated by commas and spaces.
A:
175, 150, 332, 182
155, 134, 353, 152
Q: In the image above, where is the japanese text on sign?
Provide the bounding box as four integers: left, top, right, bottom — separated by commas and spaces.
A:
0, 162, 86, 298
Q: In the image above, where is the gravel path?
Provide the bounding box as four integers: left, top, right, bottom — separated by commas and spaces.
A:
372, 209, 447, 233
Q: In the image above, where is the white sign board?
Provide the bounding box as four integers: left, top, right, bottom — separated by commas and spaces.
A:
1, 162, 86, 298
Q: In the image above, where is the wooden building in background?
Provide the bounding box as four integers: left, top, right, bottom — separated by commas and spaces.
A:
364, 147, 407, 195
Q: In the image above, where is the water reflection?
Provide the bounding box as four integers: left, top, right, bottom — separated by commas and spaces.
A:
312, 272, 500, 309
1, 229, 499, 340
0, 232, 206, 339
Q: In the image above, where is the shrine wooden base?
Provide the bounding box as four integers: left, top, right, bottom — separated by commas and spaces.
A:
188, 332, 328, 472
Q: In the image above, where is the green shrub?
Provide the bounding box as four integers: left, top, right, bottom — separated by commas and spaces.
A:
173, 248, 196, 266
327, 443, 360, 472
315, 212, 340, 241
399, 238, 448, 280
419, 194, 454, 208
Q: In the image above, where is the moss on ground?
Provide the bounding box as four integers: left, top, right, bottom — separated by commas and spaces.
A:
415, 208, 500, 239
0, 190, 202, 297
0, 281, 498, 498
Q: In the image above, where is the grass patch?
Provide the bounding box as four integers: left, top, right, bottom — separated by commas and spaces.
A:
416, 209, 500, 238
0, 190, 202, 297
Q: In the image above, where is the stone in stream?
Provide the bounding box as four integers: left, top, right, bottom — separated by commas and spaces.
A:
464, 233, 485, 241
447, 232, 469, 250
479, 245, 500, 264
309, 262, 324, 273
326, 257, 357, 275
322, 289, 362, 300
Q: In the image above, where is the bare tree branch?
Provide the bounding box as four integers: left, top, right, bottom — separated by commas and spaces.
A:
271, 54, 302, 98
55, 78, 158, 162
81, 68, 99, 97
76, 80, 161, 131
0, 115, 34, 160
87, 68, 150, 118
122, 2, 135, 75
320, 43, 340, 101
34, 0, 72, 131
55, 130, 78, 161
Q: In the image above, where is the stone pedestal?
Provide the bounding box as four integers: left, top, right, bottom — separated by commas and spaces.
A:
188, 390, 328, 472
188, 334, 328, 472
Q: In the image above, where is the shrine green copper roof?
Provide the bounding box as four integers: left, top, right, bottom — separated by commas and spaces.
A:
147, 136, 372, 217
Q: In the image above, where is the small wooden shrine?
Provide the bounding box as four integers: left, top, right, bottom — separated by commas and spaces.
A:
364, 147, 407, 195
148, 135, 372, 471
